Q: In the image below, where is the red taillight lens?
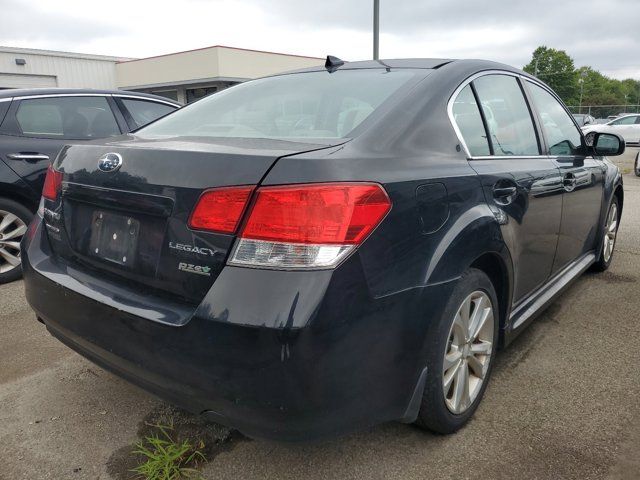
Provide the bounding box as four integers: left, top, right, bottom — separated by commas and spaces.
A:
188, 186, 254, 234
229, 183, 391, 269
239, 183, 391, 244
42, 165, 63, 201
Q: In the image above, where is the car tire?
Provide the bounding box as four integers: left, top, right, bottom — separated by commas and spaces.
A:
634, 152, 640, 177
414, 268, 499, 434
591, 196, 620, 272
0, 198, 32, 284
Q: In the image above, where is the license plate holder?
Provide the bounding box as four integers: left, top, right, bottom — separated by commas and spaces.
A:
88, 211, 140, 267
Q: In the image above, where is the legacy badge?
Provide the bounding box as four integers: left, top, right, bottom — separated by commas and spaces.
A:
169, 242, 215, 257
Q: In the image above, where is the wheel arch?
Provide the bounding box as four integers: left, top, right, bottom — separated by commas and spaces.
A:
613, 183, 624, 214
469, 252, 511, 347
0, 186, 39, 214
0, 160, 39, 213
421, 204, 514, 346
594, 163, 624, 259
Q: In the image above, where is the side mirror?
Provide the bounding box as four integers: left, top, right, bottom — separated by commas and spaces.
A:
592, 132, 625, 156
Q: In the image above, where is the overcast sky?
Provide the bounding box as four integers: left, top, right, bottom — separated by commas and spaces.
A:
1, 0, 639, 79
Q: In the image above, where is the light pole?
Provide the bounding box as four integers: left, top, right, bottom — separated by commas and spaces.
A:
578, 70, 587, 114
373, 0, 380, 60
578, 78, 584, 114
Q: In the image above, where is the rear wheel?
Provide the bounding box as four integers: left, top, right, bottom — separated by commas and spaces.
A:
591, 197, 620, 272
634, 152, 640, 177
0, 198, 32, 284
415, 268, 498, 434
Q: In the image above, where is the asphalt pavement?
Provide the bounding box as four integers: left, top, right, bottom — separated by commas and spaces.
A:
1, 149, 639, 480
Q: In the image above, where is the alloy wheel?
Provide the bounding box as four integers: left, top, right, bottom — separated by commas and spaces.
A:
443, 290, 494, 414
0, 210, 27, 274
603, 202, 618, 263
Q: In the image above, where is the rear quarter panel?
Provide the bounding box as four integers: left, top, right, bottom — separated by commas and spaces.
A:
263, 62, 515, 300
265, 150, 511, 297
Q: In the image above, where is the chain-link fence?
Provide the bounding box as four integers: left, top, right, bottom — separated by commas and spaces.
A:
566, 105, 640, 119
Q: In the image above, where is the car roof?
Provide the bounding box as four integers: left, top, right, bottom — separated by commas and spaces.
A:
278, 58, 454, 76
0, 88, 180, 105
274, 58, 537, 82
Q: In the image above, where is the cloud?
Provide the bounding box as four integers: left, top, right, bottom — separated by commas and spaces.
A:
248, 0, 640, 78
0, 0, 128, 48
0, 0, 638, 79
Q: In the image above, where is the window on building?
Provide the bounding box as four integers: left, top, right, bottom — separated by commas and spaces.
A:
186, 87, 217, 103
16, 96, 120, 138
151, 90, 179, 102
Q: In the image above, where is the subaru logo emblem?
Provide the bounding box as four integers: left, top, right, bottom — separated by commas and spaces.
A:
98, 153, 123, 173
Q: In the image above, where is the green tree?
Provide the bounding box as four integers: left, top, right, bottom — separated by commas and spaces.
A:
577, 67, 619, 106
620, 78, 640, 111
524, 46, 579, 104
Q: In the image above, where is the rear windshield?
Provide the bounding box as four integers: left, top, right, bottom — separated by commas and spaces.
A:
137, 69, 416, 141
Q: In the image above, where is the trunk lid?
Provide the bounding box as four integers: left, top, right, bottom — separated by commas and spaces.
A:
47, 135, 339, 305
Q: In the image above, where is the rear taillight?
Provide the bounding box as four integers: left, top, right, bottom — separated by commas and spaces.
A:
42, 165, 63, 201
229, 183, 391, 269
188, 186, 254, 234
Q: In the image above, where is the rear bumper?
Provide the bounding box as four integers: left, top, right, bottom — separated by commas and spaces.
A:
22, 218, 454, 441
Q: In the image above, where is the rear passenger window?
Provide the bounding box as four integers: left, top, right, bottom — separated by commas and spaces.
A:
610, 115, 637, 126
15, 96, 120, 139
527, 82, 582, 156
120, 99, 176, 128
451, 85, 490, 156
473, 75, 539, 156
16, 102, 63, 136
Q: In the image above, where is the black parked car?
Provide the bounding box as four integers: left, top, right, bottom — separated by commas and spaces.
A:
0, 88, 179, 282
22, 58, 624, 441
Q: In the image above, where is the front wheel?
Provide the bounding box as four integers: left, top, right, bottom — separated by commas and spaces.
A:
591, 197, 620, 272
634, 152, 640, 177
414, 268, 498, 434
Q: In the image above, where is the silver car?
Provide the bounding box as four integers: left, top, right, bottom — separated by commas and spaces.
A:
583, 113, 640, 145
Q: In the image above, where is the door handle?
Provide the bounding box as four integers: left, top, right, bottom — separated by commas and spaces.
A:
563, 173, 577, 192
492, 185, 517, 206
493, 186, 517, 198
7, 153, 50, 162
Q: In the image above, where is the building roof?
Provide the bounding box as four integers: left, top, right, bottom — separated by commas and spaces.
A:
0, 45, 133, 62
116, 44, 323, 64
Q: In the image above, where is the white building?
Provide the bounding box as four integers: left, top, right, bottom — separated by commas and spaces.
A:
0, 45, 324, 103
0, 46, 130, 90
